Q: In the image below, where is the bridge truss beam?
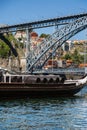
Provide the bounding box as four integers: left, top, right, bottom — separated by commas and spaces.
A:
0, 13, 87, 33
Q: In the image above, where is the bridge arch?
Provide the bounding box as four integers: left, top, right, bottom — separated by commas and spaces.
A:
26, 16, 87, 71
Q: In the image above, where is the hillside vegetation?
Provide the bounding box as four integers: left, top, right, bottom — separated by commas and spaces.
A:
0, 33, 25, 58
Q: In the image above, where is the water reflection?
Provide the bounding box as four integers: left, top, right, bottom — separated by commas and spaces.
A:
0, 87, 87, 129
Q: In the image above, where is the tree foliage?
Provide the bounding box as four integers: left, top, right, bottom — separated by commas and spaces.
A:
40, 33, 50, 38
63, 49, 84, 64
63, 53, 71, 60
0, 40, 10, 58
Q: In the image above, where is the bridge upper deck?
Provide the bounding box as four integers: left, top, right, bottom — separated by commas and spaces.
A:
0, 13, 87, 33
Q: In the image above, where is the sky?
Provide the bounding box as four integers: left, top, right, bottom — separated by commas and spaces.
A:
0, 0, 87, 40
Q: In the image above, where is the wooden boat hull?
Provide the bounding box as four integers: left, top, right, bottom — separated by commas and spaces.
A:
0, 82, 84, 97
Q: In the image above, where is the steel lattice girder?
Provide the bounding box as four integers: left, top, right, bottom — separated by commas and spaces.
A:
27, 16, 87, 71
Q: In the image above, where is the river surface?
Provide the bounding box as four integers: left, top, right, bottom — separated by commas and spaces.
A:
0, 86, 87, 130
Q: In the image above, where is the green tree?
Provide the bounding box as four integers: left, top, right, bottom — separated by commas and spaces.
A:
63, 53, 71, 60
0, 40, 10, 58
63, 49, 84, 65
72, 49, 80, 64
40, 33, 50, 38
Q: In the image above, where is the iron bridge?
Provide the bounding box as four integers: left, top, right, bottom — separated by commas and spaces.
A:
0, 13, 87, 73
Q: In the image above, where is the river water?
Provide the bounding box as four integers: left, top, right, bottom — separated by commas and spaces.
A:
0, 86, 87, 130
